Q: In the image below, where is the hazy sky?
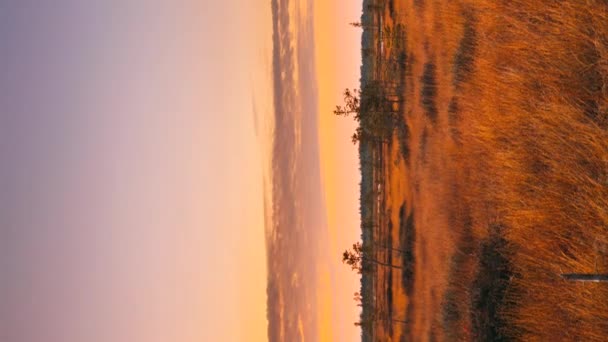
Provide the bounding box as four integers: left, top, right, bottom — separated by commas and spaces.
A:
1, 1, 360, 341
265, 0, 361, 341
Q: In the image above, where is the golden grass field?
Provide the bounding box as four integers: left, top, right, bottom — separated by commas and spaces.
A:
357, 0, 608, 340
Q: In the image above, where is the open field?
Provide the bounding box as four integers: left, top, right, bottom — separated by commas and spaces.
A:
355, 0, 608, 340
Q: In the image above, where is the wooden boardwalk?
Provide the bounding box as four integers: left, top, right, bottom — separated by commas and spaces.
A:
561, 274, 608, 282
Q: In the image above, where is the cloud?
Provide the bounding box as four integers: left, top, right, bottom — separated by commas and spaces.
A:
265, 0, 327, 341
251, 93, 260, 138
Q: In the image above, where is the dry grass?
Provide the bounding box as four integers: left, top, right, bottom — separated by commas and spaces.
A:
459, 1, 608, 340
360, 0, 608, 340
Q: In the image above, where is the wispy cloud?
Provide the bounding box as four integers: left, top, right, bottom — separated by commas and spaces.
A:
265, 0, 327, 341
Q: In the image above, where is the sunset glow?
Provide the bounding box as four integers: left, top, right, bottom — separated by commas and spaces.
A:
3, 1, 363, 341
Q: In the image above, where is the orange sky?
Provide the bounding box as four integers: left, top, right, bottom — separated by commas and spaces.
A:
242, 1, 362, 340
315, 1, 362, 341
212, 0, 363, 339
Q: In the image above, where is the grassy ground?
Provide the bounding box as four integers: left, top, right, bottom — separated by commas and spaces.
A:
358, 0, 608, 340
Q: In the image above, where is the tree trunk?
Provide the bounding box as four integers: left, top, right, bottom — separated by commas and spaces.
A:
363, 257, 403, 270
373, 243, 408, 254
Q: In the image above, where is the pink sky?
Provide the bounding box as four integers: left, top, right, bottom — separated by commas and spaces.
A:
0, 1, 361, 341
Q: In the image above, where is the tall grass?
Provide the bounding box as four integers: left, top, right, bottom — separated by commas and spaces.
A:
358, 0, 608, 340
455, 1, 608, 339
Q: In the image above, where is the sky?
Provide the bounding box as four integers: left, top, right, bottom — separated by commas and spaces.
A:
265, 0, 362, 341
0, 1, 360, 341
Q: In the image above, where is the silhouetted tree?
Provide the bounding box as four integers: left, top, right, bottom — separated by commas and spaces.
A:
334, 88, 360, 118
334, 82, 402, 144
342, 242, 403, 274
350, 22, 379, 30
355, 312, 409, 327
